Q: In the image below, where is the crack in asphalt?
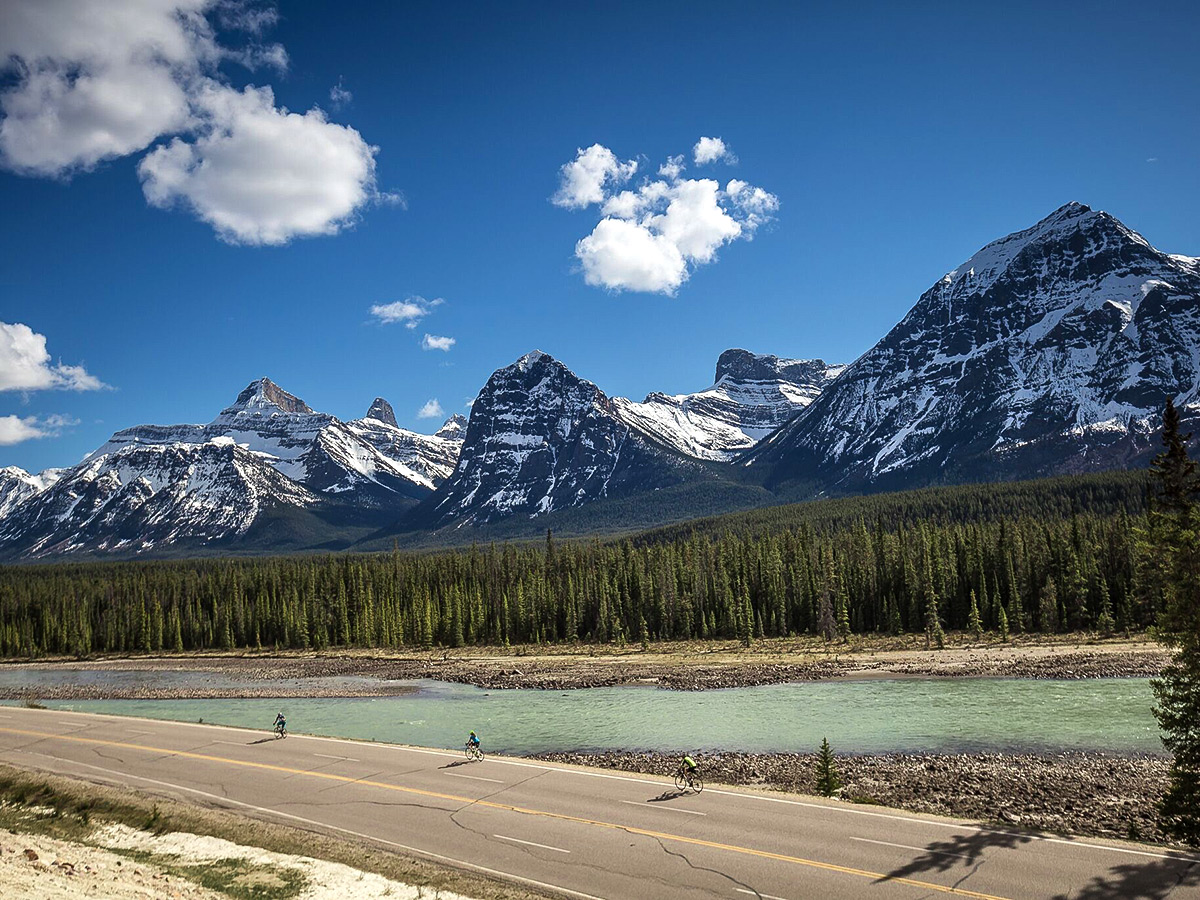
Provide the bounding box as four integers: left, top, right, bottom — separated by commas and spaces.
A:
648, 833, 760, 898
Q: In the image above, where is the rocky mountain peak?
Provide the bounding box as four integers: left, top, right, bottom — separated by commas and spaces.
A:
435, 414, 467, 439
226, 378, 313, 415
365, 397, 398, 427
715, 348, 839, 386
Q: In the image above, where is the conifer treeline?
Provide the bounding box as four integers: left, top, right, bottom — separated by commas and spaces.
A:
0, 494, 1149, 657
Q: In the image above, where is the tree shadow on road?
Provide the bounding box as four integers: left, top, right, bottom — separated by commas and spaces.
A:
879, 827, 1043, 884
1048, 855, 1199, 899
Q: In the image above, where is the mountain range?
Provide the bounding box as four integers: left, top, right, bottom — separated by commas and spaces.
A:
2, 202, 1196, 558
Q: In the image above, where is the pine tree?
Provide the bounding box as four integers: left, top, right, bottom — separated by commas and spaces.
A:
967, 589, 983, 640
1144, 399, 1200, 844
997, 603, 1009, 642
1039, 577, 1060, 633
815, 737, 841, 797
817, 588, 836, 642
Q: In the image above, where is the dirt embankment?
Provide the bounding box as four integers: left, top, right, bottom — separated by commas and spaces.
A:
531, 750, 1172, 844
0, 638, 1168, 699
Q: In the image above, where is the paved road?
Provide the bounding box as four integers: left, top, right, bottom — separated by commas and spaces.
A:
1, 707, 1197, 900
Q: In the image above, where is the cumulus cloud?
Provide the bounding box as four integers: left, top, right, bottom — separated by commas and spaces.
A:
421, 334, 455, 352
0, 322, 105, 392
0, 1, 387, 244
139, 83, 379, 245
417, 399, 444, 419
552, 143, 637, 209
555, 139, 778, 294
693, 136, 735, 165
0, 413, 79, 446
369, 296, 443, 328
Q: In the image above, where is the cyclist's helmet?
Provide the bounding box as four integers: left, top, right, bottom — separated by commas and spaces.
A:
470, 731, 477, 737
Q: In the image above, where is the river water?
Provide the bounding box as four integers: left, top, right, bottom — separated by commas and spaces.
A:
2, 674, 1162, 756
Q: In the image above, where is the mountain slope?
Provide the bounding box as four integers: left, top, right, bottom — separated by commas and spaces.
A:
0, 437, 318, 557
755, 202, 1200, 492
613, 349, 842, 460
417, 351, 708, 527
345, 398, 464, 490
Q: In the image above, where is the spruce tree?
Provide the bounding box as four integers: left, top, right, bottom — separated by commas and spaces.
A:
815, 737, 841, 797
1145, 399, 1200, 844
997, 603, 1009, 642
967, 589, 983, 640
817, 589, 836, 642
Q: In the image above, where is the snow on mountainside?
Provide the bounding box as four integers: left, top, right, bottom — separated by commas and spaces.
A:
757, 202, 1200, 490
0, 379, 464, 557
613, 349, 843, 460
346, 398, 464, 490
0, 438, 317, 557
422, 351, 701, 527
0, 466, 63, 519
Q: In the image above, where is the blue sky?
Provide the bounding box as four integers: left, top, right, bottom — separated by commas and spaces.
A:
2, 0, 1199, 473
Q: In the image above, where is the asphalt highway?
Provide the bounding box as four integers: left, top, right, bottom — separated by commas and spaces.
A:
1, 706, 1197, 899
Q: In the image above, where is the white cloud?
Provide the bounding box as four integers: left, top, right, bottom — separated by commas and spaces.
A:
417, 399, 444, 419
0, 322, 105, 392
0, 413, 78, 446
421, 334, 456, 352
576, 218, 687, 294
329, 79, 353, 109
0, 1, 386, 244
139, 83, 380, 245
693, 136, 735, 165
552, 143, 637, 209
369, 296, 442, 328
658, 155, 685, 180
558, 139, 778, 295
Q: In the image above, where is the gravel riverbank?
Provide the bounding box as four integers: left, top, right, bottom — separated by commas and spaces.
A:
530, 750, 1171, 844
0, 639, 1167, 699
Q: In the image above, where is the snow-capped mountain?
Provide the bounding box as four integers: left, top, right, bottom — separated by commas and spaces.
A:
0, 379, 466, 557
613, 349, 843, 460
346, 398, 465, 490
421, 351, 701, 527
0, 438, 317, 557
0, 466, 63, 519
756, 202, 1200, 491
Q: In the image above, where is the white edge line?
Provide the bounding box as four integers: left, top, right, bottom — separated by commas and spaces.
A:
736, 888, 788, 900
851, 837, 972, 860
493, 834, 571, 854
7, 749, 605, 900
445, 772, 506, 784
7, 707, 1197, 864
620, 799, 706, 816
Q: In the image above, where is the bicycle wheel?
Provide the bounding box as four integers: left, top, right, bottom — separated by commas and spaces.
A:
674, 771, 687, 792
691, 775, 703, 793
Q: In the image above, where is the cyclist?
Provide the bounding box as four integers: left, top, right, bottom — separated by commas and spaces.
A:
274, 711, 286, 737
680, 754, 699, 786
467, 730, 481, 751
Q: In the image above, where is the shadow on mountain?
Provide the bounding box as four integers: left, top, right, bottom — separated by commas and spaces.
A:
879, 827, 1043, 883
1048, 855, 1199, 900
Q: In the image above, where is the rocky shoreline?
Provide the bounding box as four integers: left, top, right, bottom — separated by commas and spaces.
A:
0, 641, 1167, 699
530, 750, 1172, 844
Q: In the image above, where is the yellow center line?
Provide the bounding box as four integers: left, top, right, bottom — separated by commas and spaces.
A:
0, 726, 1010, 899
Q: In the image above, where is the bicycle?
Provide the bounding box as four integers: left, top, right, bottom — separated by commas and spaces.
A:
274, 721, 287, 739
674, 765, 703, 793
464, 742, 484, 762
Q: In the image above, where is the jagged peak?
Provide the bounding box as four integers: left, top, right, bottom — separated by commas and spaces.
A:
938, 201, 1150, 295
436, 414, 467, 439
715, 348, 835, 385
365, 397, 397, 427
226, 378, 313, 415
514, 349, 551, 371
